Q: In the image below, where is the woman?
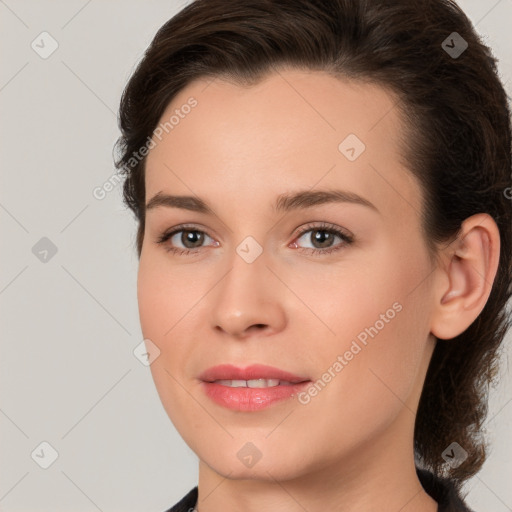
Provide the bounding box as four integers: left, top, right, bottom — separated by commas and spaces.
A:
114, 0, 512, 510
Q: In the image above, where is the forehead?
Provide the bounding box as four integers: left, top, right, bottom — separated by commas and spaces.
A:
144, 68, 422, 219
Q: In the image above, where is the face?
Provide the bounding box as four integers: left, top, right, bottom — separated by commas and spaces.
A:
138, 68, 437, 482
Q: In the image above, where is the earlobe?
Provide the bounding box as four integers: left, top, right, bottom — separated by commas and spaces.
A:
431, 214, 500, 340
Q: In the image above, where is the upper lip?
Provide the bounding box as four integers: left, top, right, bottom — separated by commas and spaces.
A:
199, 364, 310, 383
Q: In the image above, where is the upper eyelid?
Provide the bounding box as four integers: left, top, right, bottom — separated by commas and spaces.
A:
297, 222, 352, 236
163, 224, 215, 240
163, 222, 349, 235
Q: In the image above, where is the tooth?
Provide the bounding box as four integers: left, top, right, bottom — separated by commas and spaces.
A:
247, 379, 280, 388
217, 379, 247, 387
213, 379, 284, 388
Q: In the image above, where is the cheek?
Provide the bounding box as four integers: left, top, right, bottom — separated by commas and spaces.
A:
136, 253, 218, 389
136, 255, 193, 402
136, 257, 198, 427
283, 251, 413, 349
277, 262, 429, 460
287, 240, 432, 398
137, 254, 199, 339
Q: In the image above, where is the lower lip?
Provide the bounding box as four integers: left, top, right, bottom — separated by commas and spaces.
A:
201, 381, 311, 411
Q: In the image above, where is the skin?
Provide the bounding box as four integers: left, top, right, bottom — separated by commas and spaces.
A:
138, 68, 500, 512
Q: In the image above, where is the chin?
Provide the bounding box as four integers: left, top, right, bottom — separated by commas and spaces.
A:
199, 443, 313, 482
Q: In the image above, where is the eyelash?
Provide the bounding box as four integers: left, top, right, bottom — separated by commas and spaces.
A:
155, 222, 354, 257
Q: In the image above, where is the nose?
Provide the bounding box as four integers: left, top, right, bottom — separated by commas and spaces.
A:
209, 246, 287, 340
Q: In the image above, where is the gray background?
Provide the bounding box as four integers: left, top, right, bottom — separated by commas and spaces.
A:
0, 1, 511, 511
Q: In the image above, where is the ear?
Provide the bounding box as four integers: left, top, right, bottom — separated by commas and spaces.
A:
430, 213, 501, 340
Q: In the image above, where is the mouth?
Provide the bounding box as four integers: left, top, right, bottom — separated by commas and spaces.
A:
198, 364, 312, 411
207, 378, 302, 388
198, 363, 310, 384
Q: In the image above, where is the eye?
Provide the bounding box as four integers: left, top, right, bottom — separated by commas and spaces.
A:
292, 222, 354, 256
156, 222, 354, 257
156, 224, 218, 255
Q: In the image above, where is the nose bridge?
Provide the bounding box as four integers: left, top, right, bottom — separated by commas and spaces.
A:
210, 237, 286, 337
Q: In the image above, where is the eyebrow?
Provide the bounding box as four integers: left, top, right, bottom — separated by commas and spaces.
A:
145, 189, 378, 214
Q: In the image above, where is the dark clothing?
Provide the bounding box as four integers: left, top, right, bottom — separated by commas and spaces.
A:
164, 467, 475, 512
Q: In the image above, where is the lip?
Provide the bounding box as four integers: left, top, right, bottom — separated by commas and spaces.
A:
198, 364, 311, 412
198, 364, 310, 384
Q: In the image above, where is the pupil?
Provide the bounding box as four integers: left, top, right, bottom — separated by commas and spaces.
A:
313, 230, 332, 248
183, 230, 203, 248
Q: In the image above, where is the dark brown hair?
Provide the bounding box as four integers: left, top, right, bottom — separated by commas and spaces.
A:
114, 0, 512, 489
